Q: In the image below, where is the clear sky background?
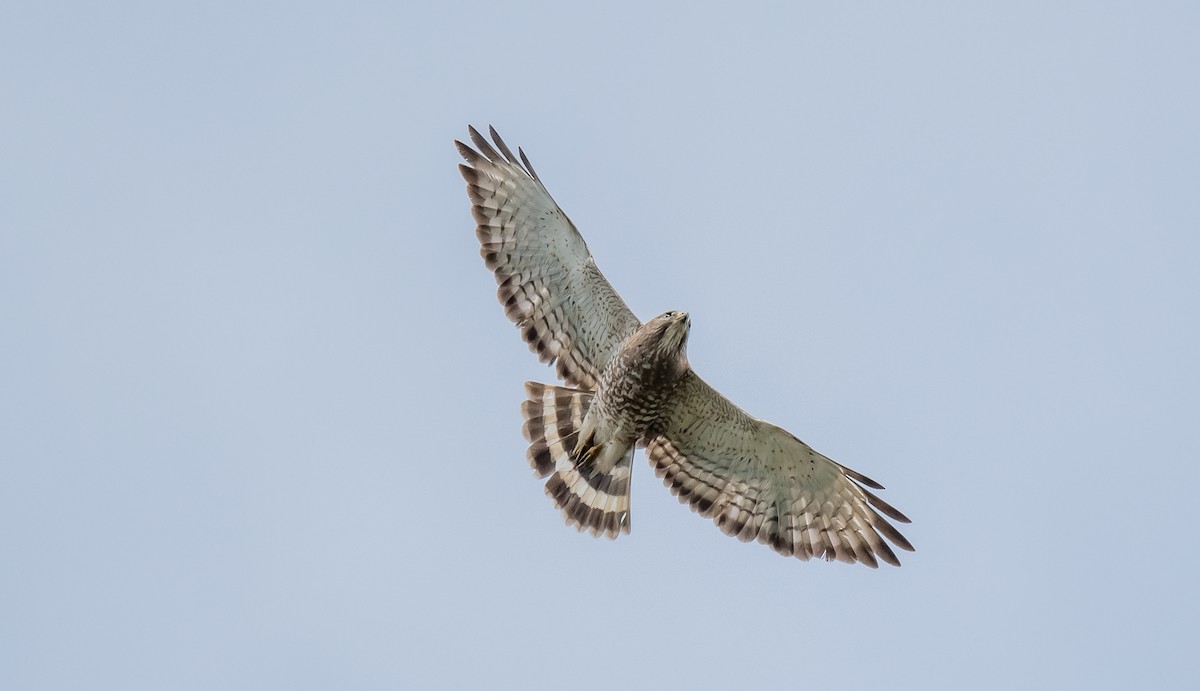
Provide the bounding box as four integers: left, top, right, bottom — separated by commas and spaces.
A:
3, 2, 1198, 689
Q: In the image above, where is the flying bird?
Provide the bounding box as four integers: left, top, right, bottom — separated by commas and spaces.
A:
456, 126, 914, 567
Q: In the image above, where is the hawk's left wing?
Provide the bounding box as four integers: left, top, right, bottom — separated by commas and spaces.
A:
645, 371, 914, 567
456, 126, 642, 390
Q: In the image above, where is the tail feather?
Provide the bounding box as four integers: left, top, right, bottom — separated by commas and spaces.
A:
521, 382, 632, 539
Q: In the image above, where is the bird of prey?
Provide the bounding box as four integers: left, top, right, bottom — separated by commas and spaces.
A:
456, 125, 914, 567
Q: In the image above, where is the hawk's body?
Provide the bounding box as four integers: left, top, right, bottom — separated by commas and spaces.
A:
457, 126, 914, 567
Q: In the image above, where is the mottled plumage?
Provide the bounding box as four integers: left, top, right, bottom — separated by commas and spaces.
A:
457, 125, 914, 566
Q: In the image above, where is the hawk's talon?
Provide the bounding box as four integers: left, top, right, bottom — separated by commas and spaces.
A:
575, 444, 601, 470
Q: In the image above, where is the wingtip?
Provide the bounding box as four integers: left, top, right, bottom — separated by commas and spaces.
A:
454, 139, 481, 164
488, 124, 521, 165
842, 465, 886, 490
468, 125, 503, 162
876, 541, 902, 566
518, 146, 540, 181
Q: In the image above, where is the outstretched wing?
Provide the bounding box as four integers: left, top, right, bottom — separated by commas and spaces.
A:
456, 126, 642, 390
646, 372, 914, 567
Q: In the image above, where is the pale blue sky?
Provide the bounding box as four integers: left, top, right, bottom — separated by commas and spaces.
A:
3, 2, 1198, 689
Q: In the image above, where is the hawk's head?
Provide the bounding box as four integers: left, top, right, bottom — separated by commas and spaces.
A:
650, 310, 691, 357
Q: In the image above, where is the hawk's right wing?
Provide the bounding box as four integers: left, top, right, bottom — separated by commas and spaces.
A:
457, 126, 642, 390
645, 371, 915, 567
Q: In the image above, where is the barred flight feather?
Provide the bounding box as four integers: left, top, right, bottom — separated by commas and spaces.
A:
521, 382, 631, 539
645, 372, 914, 568
456, 126, 641, 391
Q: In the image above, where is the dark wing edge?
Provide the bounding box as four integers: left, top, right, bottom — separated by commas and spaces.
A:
456, 125, 642, 390
646, 372, 914, 568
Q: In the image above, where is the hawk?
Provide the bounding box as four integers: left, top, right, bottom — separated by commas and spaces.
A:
456, 126, 914, 567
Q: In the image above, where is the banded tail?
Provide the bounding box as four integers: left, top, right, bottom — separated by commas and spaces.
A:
520, 382, 632, 539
